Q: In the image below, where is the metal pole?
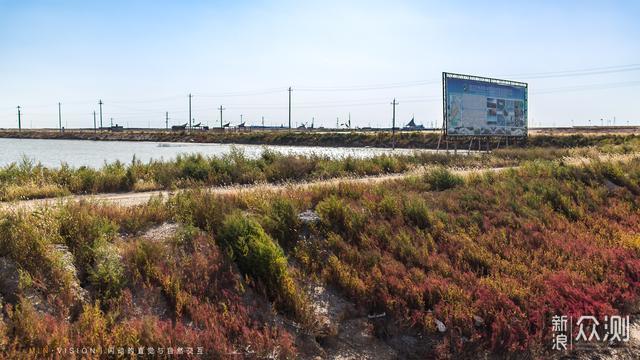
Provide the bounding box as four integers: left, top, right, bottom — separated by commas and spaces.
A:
188, 93, 192, 131
58, 102, 62, 132
391, 98, 398, 149
288, 87, 292, 130
17, 106, 21, 132
166, 112, 169, 129
219, 105, 225, 128
93, 111, 97, 133
99, 100, 103, 129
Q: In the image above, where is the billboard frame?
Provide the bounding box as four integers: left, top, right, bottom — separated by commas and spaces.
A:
442, 72, 528, 138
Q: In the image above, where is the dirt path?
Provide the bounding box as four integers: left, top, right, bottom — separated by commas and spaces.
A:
0, 166, 504, 211
3, 151, 639, 211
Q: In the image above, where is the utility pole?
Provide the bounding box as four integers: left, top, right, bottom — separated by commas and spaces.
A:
165, 112, 169, 129
348, 112, 351, 129
218, 105, 225, 128
288, 87, 292, 130
391, 98, 399, 150
99, 100, 103, 129
17, 106, 21, 132
336, 117, 339, 129
240, 114, 243, 124
58, 102, 62, 132
262, 116, 265, 127
188, 93, 193, 130
110, 117, 113, 127
93, 111, 97, 132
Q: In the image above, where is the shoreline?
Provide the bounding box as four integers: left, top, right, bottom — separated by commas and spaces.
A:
0, 129, 442, 149
0, 129, 638, 149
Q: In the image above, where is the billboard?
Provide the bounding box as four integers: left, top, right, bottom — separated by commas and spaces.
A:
443, 72, 528, 137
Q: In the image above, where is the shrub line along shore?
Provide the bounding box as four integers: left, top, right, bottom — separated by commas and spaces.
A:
0, 166, 512, 210
0, 129, 639, 149
0, 148, 524, 202
1, 136, 639, 202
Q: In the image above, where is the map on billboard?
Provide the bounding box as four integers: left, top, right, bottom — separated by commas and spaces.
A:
444, 73, 527, 137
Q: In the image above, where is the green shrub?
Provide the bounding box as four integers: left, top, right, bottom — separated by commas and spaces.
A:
217, 213, 304, 316
88, 243, 125, 301
0, 182, 69, 201
0, 212, 60, 281
424, 167, 464, 191
315, 195, 364, 240
402, 196, 431, 229
378, 194, 400, 219
262, 198, 300, 249
130, 239, 165, 283
178, 154, 210, 181
170, 224, 200, 249
96, 161, 130, 192
168, 191, 232, 233
9, 298, 45, 348
218, 213, 288, 290
57, 203, 119, 276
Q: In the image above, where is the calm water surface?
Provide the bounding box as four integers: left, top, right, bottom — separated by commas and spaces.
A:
0, 138, 435, 168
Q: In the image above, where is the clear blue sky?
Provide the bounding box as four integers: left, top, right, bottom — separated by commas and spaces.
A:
1, 0, 638, 129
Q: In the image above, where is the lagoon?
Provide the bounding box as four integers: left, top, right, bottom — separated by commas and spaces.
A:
0, 138, 434, 168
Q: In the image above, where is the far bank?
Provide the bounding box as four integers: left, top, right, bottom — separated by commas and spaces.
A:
0, 129, 638, 149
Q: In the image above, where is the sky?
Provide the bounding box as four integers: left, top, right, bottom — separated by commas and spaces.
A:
0, 0, 639, 129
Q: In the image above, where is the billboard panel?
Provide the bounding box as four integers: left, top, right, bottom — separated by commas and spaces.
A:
443, 73, 528, 137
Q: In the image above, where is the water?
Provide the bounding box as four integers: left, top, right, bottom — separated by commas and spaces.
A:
0, 138, 433, 168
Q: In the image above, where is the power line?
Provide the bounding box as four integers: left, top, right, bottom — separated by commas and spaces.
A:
197, 88, 287, 98
297, 79, 440, 92
532, 80, 640, 94
296, 63, 640, 92
500, 63, 640, 78
509, 66, 640, 80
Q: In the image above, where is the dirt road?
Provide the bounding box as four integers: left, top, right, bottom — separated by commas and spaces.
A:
3, 151, 638, 211
0, 167, 501, 210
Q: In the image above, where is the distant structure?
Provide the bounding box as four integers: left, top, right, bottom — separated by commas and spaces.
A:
404, 117, 425, 130
172, 123, 188, 131
100, 124, 123, 132
191, 122, 209, 130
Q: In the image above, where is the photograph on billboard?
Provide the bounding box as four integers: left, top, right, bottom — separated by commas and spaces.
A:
443, 73, 528, 137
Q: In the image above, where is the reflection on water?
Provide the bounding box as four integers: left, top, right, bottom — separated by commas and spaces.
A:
0, 138, 436, 168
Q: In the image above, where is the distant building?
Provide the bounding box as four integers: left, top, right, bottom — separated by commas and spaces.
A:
404, 118, 425, 130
